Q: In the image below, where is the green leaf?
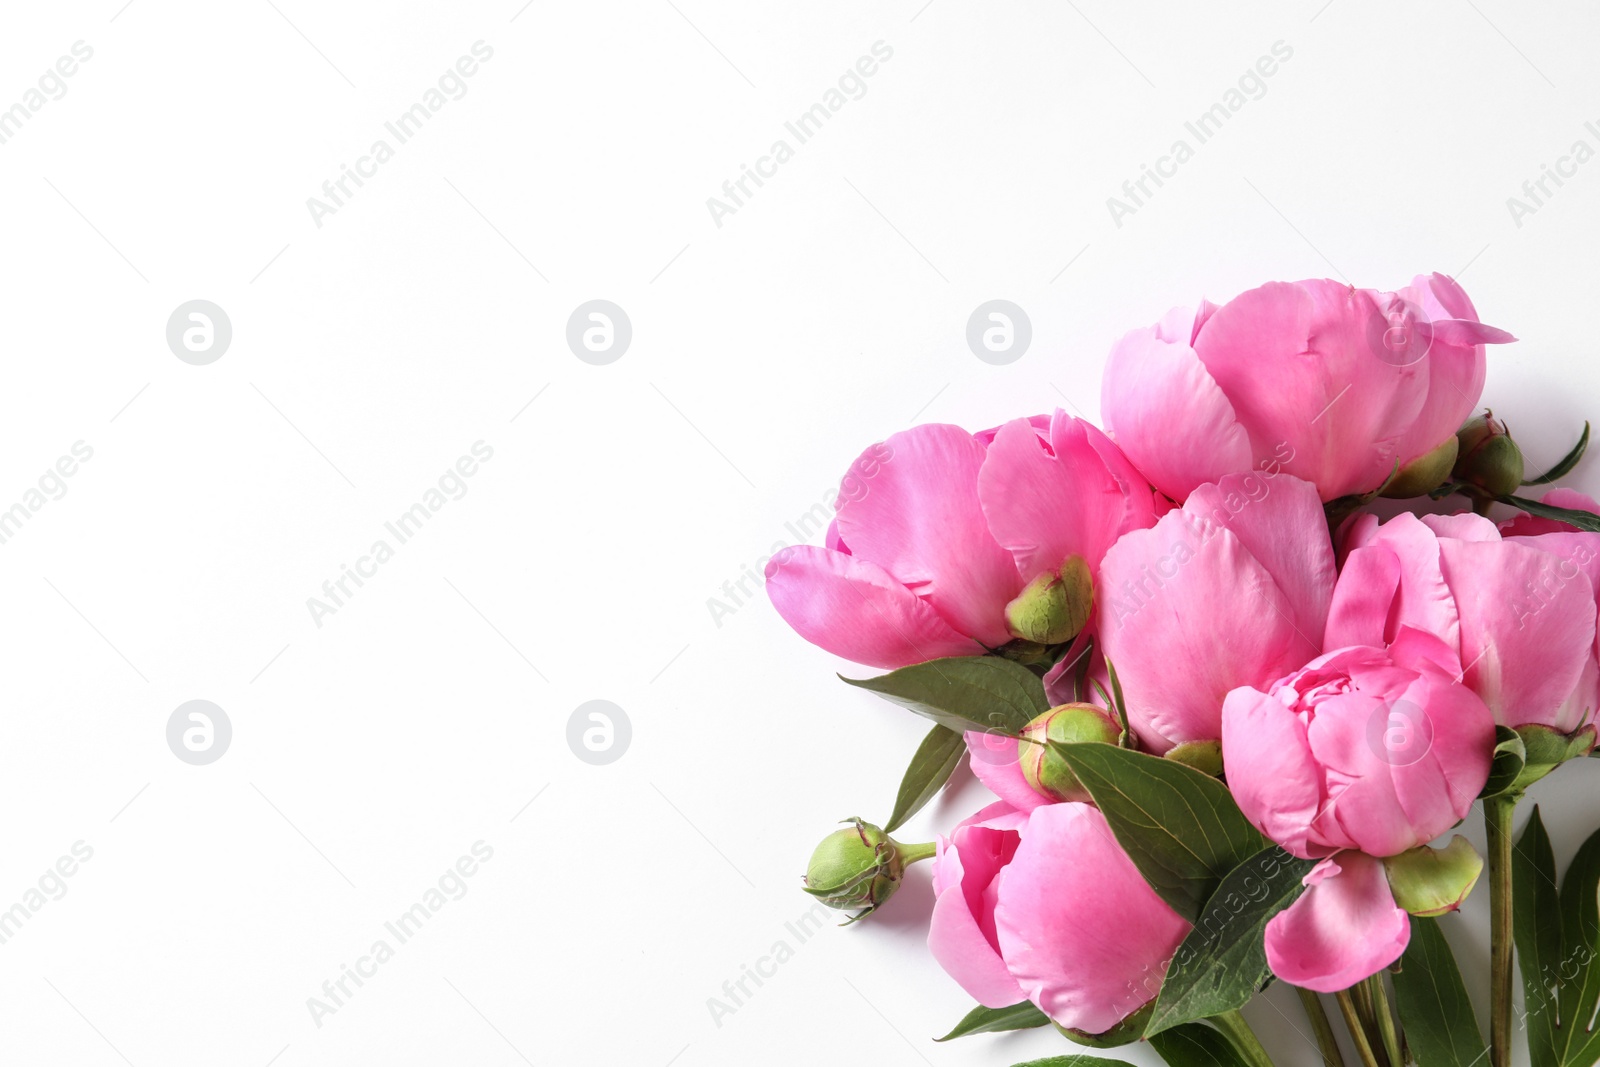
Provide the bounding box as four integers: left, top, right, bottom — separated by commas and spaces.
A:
1524, 422, 1590, 485
1149, 1022, 1252, 1067
884, 724, 966, 833
1480, 726, 1527, 799
1498, 495, 1600, 532
1145, 846, 1317, 1034
1053, 744, 1269, 922
934, 1000, 1050, 1041
1010, 1058, 1137, 1067
842, 655, 1048, 735
1391, 917, 1486, 1067
1510, 806, 1600, 1067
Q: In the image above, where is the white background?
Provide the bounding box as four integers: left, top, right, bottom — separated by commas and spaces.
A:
1, 0, 1598, 1064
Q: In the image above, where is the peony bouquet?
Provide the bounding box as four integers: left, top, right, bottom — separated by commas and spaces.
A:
767, 275, 1600, 1067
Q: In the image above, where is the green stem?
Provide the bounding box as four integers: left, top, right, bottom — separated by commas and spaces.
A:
1295, 986, 1347, 1067
1336, 989, 1384, 1067
1211, 1009, 1277, 1067
896, 840, 936, 865
1366, 974, 1404, 1067
1486, 793, 1518, 1067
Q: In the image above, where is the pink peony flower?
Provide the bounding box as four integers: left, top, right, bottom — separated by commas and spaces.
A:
764, 412, 1159, 671
1101, 275, 1514, 503
1328, 510, 1599, 733
1094, 471, 1336, 753
929, 800, 1190, 1035
1221, 630, 1495, 991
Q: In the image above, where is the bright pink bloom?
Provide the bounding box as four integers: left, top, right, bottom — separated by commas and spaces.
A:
1102, 275, 1514, 503
1328, 510, 1599, 732
929, 801, 1189, 1034
1095, 472, 1336, 753
765, 413, 1159, 670
1221, 631, 1495, 992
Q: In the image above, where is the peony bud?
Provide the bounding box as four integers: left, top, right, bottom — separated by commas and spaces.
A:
1163, 739, 1224, 777
1019, 704, 1122, 802
1382, 435, 1459, 499
1383, 835, 1483, 916
1453, 412, 1525, 498
802, 818, 929, 919
1005, 556, 1094, 646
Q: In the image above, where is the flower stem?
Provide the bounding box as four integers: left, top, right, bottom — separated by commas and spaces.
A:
896, 841, 937, 865
1212, 1009, 1277, 1067
1295, 986, 1347, 1067
1336, 989, 1384, 1067
1486, 792, 1518, 1067
1365, 974, 1403, 1067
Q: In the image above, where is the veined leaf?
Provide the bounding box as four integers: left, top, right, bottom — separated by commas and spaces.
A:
1149, 1022, 1253, 1067
1146, 846, 1317, 1034
1499, 495, 1600, 533
935, 1000, 1049, 1041
842, 655, 1047, 736
884, 724, 966, 833
1391, 917, 1486, 1067
1053, 743, 1269, 922
1512, 806, 1600, 1067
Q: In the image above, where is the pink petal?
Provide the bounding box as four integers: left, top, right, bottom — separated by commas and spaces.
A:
1186, 474, 1336, 641
764, 545, 985, 670
1264, 852, 1411, 993
1325, 514, 1462, 658
1194, 280, 1428, 501
995, 803, 1190, 1034
835, 424, 1020, 647
964, 732, 1050, 812
929, 808, 1028, 1007
1221, 684, 1326, 859
1101, 323, 1253, 501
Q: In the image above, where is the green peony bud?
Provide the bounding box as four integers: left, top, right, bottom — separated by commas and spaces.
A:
1382, 436, 1460, 499
1164, 739, 1224, 777
1019, 703, 1122, 802
1511, 722, 1597, 790
1453, 412, 1525, 498
802, 819, 930, 920
1005, 556, 1094, 646
1383, 835, 1484, 917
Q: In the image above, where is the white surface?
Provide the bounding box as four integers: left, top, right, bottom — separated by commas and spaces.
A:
1, 1, 1598, 1064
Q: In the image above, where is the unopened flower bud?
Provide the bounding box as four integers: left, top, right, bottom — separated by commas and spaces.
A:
1453, 412, 1525, 498
1005, 555, 1094, 646
1163, 739, 1224, 777
1382, 436, 1459, 499
1383, 835, 1483, 916
802, 818, 930, 920
1019, 703, 1121, 802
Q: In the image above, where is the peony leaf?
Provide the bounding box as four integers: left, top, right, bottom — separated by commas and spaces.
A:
1498, 495, 1600, 532
1148, 1022, 1255, 1067
1510, 806, 1600, 1067
884, 724, 966, 833
1144, 845, 1316, 1035
1053, 743, 1269, 922
1391, 916, 1486, 1067
934, 1000, 1049, 1041
841, 655, 1048, 736
1523, 422, 1590, 485
1009, 1058, 1138, 1067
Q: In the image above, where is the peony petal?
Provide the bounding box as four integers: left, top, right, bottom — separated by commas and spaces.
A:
1222, 684, 1327, 858
1264, 852, 1411, 993
1325, 513, 1462, 658
835, 424, 1021, 647
964, 732, 1050, 812
1101, 323, 1253, 502
764, 545, 985, 670
995, 803, 1190, 1034
929, 810, 1028, 1007
1186, 474, 1336, 641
